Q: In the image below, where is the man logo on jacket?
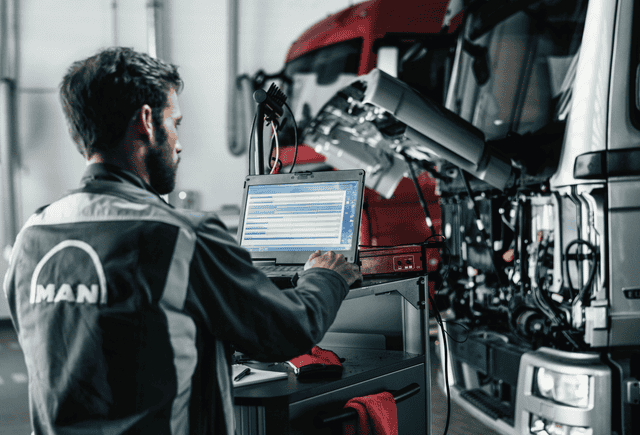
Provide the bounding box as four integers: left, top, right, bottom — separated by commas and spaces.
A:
29, 239, 107, 305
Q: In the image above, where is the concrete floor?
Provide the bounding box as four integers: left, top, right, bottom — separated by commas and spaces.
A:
0, 322, 501, 435
0, 324, 30, 435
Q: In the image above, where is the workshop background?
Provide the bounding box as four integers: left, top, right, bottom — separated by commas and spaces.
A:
0, 1, 496, 434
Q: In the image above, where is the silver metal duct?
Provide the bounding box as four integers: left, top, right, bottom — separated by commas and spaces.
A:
362, 69, 514, 190
1, 0, 20, 252
227, 0, 247, 156
147, 0, 171, 61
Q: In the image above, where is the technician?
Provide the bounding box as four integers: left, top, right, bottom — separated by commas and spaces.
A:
3, 47, 361, 435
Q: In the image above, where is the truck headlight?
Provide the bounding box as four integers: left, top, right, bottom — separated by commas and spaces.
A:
534, 367, 590, 408
530, 414, 592, 435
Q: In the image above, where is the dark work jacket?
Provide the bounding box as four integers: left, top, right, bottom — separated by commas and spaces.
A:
3, 163, 349, 435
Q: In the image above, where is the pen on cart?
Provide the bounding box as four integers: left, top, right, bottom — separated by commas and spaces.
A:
234, 368, 251, 382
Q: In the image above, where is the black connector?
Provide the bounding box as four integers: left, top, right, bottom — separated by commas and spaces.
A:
253, 83, 287, 122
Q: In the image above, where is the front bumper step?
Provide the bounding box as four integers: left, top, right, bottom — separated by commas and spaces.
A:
459, 388, 514, 426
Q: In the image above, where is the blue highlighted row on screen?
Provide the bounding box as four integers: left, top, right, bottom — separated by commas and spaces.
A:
248, 181, 358, 195
249, 206, 344, 211
248, 206, 342, 212
246, 247, 349, 252
244, 236, 335, 239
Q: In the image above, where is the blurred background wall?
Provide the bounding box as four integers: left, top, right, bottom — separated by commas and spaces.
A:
0, 0, 356, 319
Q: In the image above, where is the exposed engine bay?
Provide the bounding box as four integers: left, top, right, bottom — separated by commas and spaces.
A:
303, 69, 603, 355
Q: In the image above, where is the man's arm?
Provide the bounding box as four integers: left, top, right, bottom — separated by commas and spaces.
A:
184, 215, 360, 362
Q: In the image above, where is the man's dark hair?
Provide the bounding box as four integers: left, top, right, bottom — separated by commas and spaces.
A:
60, 47, 183, 157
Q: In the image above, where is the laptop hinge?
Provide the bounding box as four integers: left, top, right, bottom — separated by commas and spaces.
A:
252, 259, 277, 266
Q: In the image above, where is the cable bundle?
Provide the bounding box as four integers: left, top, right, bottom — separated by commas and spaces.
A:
249, 83, 298, 174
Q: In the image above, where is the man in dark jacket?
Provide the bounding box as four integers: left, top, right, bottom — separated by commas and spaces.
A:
3, 47, 361, 435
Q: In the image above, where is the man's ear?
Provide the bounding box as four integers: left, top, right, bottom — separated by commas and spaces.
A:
136, 104, 155, 143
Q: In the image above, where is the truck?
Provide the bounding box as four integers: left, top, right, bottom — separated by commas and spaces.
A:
432, 1, 640, 433
276, 0, 640, 434
238, 0, 464, 248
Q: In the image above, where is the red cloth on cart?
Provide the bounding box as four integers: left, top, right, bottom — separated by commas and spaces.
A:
287, 346, 342, 370
343, 391, 398, 435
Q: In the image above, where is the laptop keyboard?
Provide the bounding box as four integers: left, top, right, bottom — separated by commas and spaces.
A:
256, 265, 304, 273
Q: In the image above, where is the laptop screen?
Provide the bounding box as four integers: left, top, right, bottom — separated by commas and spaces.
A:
237, 170, 365, 264
241, 180, 359, 252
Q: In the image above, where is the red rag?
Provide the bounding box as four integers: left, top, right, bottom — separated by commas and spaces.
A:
288, 346, 342, 369
343, 391, 398, 435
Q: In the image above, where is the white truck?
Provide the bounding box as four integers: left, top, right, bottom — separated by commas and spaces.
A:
428, 1, 640, 434
376, 0, 640, 433
258, 0, 640, 433
297, 0, 640, 434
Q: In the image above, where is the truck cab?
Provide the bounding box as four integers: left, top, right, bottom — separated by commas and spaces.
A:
433, 0, 640, 434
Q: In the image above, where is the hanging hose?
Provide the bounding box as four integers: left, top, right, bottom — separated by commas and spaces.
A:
564, 239, 598, 306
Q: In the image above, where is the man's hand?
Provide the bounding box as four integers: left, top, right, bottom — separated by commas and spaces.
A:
304, 250, 362, 286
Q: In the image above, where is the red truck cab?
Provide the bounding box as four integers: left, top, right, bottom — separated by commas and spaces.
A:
278, 0, 462, 247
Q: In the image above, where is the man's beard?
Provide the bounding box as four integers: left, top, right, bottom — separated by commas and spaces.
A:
145, 127, 178, 195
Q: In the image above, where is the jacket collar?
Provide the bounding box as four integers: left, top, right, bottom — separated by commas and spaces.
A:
81, 163, 163, 197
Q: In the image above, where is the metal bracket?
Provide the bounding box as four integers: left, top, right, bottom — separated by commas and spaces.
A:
345, 276, 424, 309
625, 378, 640, 405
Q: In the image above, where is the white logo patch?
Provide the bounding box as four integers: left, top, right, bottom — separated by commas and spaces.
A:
30, 240, 107, 305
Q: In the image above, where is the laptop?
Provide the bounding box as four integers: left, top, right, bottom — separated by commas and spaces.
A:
237, 169, 366, 279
